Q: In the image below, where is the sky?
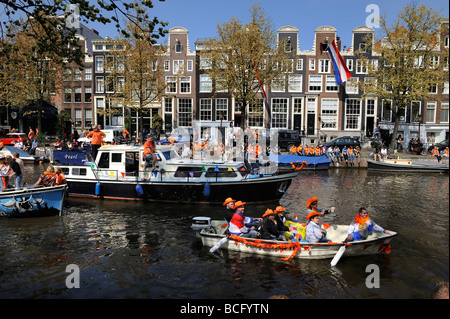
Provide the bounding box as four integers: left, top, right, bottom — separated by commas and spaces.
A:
86, 0, 449, 50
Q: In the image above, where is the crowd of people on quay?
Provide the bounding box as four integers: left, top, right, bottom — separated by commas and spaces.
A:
223, 195, 391, 244
288, 143, 361, 167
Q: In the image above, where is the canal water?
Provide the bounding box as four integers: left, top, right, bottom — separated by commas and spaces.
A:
0, 164, 448, 299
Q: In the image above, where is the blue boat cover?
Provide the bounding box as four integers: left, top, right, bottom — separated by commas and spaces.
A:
53, 150, 88, 165
269, 154, 331, 167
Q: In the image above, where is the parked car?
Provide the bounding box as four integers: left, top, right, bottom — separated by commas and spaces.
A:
427, 139, 449, 154
0, 133, 29, 146
319, 137, 361, 149
275, 130, 301, 151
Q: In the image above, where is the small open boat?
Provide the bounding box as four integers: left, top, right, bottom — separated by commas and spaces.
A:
0, 146, 36, 164
192, 217, 397, 261
367, 158, 448, 173
0, 185, 67, 218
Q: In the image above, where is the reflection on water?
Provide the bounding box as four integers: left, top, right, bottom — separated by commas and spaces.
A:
0, 166, 448, 298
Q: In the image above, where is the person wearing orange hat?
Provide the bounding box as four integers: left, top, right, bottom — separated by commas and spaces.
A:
306, 196, 333, 218
274, 206, 290, 240
223, 197, 237, 222
305, 211, 331, 243
345, 207, 391, 242
229, 201, 259, 238
260, 209, 279, 240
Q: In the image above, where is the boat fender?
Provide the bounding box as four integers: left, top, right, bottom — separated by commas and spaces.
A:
95, 182, 101, 196
203, 182, 211, 197
135, 184, 144, 197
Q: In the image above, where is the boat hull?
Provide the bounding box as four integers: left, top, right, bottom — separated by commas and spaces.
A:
367, 159, 449, 173
0, 185, 67, 218
198, 221, 397, 260
66, 172, 297, 203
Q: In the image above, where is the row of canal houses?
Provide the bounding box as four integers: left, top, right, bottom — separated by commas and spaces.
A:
56, 19, 449, 147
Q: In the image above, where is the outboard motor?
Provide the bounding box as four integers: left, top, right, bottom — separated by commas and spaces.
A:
191, 217, 213, 238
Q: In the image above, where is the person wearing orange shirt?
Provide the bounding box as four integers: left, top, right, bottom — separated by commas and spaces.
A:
431, 145, 442, 163
87, 125, 106, 161
55, 167, 66, 185
143, 136, 157, 172
297, 144, 304, 155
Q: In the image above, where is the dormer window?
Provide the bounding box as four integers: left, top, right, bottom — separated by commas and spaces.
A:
285, 38, 292, 53
175, 40, 182, 53
359, 43, 367, 53
320, 37, 329, 52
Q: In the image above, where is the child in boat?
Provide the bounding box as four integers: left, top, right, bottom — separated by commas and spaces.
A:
345, 207, 391, 241
305, 211, 331, 243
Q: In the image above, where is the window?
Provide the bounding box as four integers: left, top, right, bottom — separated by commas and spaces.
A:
321, 98, 338, 129
345, 98, 361, 130
96, 76, 104, 93
308, 75, 322, 92
441, 102, 449, 123
307, 98, 316, 114
75, 109, 82, 127
443, 81, 449, 95
271, 75, 285, 92
284, 39, 292, 53
199, 99, 212, 121
95, 56, 104, 72
205, 167, 237, 178
296, 59, 303, 71
366, 99, 376, 116
74, 69, 82, 81
199, 74, 212, 93
319, 59, 330, 73
84, 87, 92, 103
165, 98, 173, 113
293, 98, 302, 113
200, 56, 212, 69
187, 60, 193, 72
288, 75, 302, 92
164, 60, 170, 71
98, 152, 109, 168
106, 76, 114, 93
64, 88, 72, 103
74, 87, 82, 103
215, 98, 228, 121
173, 60, 184, 74
309, 58, 315, 71
346, 59, 353, 71
445, 35, 449, 48
178, 98, 192, 127
271, 98, 288, 128
166, 76, 177, 93
356, 59, 367, 74
248, 99, 264, 127
345, 77, 359, 94
85, 109, 92, 127
72, 168, 87, 176
175, 42, 182, 53
174, 167, 203, 178
411, 101, 421, 122
430, 55, 439, 69
325, 75, 338, 92
63, 69, 72, 81
111, 153, 122, 162
382, 100, 392, 122
426, 101, 436, 123
180, 76, 191, 93
84, 67, 92, 81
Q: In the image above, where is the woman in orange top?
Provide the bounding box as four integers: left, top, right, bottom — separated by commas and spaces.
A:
304, 145, 309, 156
431, 146, 442, 163
55, 167, 66, 185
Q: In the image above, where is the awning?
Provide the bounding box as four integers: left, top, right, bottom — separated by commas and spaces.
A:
19, 101, 58, 120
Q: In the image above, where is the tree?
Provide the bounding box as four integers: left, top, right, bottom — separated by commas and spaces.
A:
0, 0, 168, 66
199, 3, 296, 130
105, 2, 169, 140
358, 3, 448, 154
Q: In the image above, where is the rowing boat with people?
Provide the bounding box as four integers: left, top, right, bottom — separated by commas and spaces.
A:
192, 217, 397, 262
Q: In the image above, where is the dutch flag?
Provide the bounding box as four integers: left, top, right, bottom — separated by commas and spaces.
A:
327, 40, 352, 85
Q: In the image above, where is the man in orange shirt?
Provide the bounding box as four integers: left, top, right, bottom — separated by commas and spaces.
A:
143, 136, 157, 171
87, 125, 106, 161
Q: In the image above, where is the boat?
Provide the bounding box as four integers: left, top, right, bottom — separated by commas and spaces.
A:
0, 146, 36, 164
192, 217, 397, 261
0, 185, 67, 218
367, 158, 449, 173
270, 154, 331, 171
56, 144, 300, 203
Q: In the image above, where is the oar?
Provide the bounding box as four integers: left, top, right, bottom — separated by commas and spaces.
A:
209, 237, 228, 253
330, 244, 346, 267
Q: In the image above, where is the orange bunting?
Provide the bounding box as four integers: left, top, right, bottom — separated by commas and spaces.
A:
228, 234, 302, 261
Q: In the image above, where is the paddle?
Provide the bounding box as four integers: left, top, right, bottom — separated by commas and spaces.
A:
330, 245, 346, 267
209, 237, 227, 253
